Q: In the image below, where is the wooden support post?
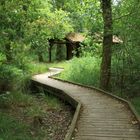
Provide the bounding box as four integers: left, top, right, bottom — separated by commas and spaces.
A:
48, 45, 52, 63
66, 42, 73, 60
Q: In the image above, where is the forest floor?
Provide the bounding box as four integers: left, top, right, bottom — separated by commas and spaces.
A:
0, 91, 73, 140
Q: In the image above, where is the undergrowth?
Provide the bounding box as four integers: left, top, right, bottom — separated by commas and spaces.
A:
29, 62, 49, 75
0, 112, 34, 140
29, 61, 69, 75
0, 90, 63, 139
0, 92, 33, 108
60, 57, 101, 87
131, 97, 140, 115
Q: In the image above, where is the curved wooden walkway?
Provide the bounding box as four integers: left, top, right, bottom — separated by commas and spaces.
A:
32, 68, 140, 140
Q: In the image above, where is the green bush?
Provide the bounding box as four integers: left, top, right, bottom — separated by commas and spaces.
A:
28, 62, 49, 75
80, 35, 102, 57
60, 57, 100, 87
0, 65, 30, 92
9, 42, 31, 71
111, 46, 140, 98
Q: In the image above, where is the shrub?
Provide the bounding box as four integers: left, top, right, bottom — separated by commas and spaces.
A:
60, 57, 100, 87
0, 64, 30, 92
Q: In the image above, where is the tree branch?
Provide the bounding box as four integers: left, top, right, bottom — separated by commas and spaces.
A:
113, 11, 138, 21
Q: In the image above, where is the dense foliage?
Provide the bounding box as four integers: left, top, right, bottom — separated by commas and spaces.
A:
0, 0, 32, 91
1, 1, 140, 139
0, 0, 73, 91
0, 0, 139, 99
59, 0, 140, 98
111, 0, 140, 97
61, 57, 100, 86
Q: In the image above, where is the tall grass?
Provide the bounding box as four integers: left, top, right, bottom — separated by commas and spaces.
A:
29, 62, 49, 75
0, 112, 33, 140
0, 92, 33, 108
29, 61, 69, 75
60, 57, 101, 87
131, 97, 140, 115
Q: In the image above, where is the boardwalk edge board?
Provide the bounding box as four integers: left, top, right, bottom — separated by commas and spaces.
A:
48, 69, 140, 128
64, 103, 81, 140
31, 79, 82, 140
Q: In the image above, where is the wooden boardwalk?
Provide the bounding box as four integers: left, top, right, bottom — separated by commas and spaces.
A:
32, 68, 140, 140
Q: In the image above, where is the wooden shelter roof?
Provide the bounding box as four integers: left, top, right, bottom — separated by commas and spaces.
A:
94, 33, 123, 44
66, 33, 85, 43
113, 36, 123, 44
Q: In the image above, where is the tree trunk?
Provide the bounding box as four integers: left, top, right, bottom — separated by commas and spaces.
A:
48, 45, 52, 63
38, 53, 44, 62
66, 42, 73, 60
75, 42, 80, 57
100, 0, 113, 90
48, 40, 54, 63
56, 44, 63, 61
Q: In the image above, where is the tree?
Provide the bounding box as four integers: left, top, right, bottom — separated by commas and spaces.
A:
0, 0, 33, 91
111, 0, 140, 96
100, 0, 113, 90
62, 0, 103, 33
27, 4, 73, 62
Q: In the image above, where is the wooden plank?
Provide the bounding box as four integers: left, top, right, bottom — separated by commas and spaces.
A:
32, 68, 140, 140
76, 134, 140, 139
77, 129, 140, 135
75, 136, 140, 140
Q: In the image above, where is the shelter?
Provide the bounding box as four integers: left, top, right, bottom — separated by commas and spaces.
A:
48, 33, 85, 62
113, 36, 123, 44
48, 32, 122, 62
66, 33, 85, 60
93, 33, 123, 44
